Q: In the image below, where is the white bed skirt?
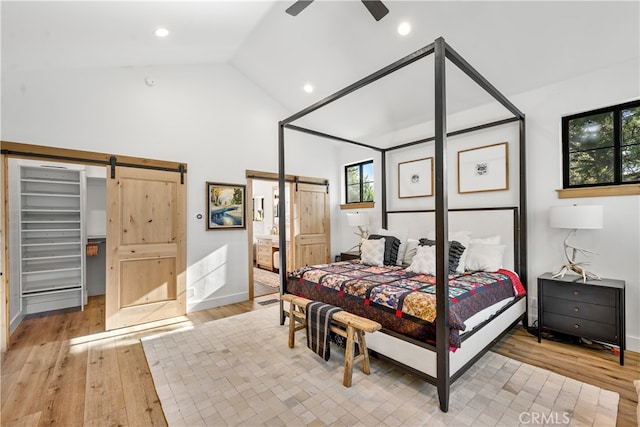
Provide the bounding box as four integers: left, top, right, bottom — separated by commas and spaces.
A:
365, 297, 526, 379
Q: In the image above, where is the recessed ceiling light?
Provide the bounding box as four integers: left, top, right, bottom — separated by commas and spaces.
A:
303, 84, 314, 93
397, 22, 411, 36
155, 28, 169, 38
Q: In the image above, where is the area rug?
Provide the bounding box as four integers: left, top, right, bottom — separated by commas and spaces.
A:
253, 267, 280, 288
253, 281, 277, 298
142, 306, 619, 427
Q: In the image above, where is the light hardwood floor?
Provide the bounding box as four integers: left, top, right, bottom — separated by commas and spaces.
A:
2, 296, 638, 426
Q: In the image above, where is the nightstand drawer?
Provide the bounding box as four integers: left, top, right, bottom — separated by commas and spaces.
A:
544, 312, 618, 342
543, 296, 616, 324
542, 282, 616, 306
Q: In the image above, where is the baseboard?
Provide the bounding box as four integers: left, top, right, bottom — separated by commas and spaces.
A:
10, 312, 24, 335
187, 291, 248, 313
627, 335, 640, 353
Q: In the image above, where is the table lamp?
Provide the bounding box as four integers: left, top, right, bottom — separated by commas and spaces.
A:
346, 212, 369, 252
549, 204, 603, 282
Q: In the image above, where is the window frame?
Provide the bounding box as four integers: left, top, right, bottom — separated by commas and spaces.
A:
344, 160, 374, 205
562, 99, 640, 189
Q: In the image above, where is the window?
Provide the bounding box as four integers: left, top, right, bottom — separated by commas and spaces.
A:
345, 160, 374, 204
562, 100, 640, 188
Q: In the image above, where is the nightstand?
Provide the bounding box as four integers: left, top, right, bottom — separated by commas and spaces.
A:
537, 272, 625, 365
340, 251, 360, 261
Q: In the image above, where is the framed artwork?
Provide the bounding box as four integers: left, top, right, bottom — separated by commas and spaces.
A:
206, 182, 246, 230
398, 157, 434, 198
457, 142, 508, 194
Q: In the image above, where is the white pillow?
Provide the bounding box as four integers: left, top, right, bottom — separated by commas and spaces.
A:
375, 228, 408, 266
406, 245, 436, 275
427, 230, 472, 273
464, 243, 505, 272
403, 238, 420, 265
360, 238, 385, 267
470, 235, 501, 245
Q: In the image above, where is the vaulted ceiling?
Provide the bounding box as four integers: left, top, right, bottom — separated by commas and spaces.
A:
2, 1, 638, 143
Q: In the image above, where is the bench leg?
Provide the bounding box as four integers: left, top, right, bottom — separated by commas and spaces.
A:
356, 330, 371, 375
287, 302, 307, 348
288, 303, 296, 348
343, 325, 355, 387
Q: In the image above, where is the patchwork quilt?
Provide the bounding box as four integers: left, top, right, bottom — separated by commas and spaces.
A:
287, 260, 526, 348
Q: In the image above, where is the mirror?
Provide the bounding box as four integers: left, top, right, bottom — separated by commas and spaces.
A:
273, 187, 279, 222
252, 197, 264, 221
273, 185, 290, 226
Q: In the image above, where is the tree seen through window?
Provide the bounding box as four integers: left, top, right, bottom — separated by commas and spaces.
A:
345, 160, 374, 203
563, 100, 640, 188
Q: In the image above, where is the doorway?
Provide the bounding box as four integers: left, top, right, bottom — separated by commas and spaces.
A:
245, 170, 331, 300
248, 178, 285, 299
1, 141, 187, 349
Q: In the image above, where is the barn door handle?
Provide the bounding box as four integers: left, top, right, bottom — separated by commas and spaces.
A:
110, 156, 117, 179
179, 164, 186, 184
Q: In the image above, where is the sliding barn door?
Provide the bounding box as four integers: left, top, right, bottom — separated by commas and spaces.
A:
294, 182, 330, 268
105, 166, 186, 330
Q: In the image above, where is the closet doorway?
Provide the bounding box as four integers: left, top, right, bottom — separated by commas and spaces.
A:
1, 141, 187, 349
245, 170, 331, 300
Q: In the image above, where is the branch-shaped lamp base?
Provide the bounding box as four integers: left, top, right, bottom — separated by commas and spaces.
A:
552, 263, 601, 282
346, 226, 368, 254
553, 229, 600, 283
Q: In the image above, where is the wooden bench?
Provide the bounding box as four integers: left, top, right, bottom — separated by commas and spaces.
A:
280, 294, 382, 387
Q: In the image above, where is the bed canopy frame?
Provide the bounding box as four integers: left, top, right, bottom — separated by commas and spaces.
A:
277, 36, 527, 412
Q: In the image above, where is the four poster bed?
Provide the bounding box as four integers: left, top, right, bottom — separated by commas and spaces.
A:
276, 37, 528, 412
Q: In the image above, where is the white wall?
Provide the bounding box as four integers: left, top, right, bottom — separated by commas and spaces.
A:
1, 63, 338, 313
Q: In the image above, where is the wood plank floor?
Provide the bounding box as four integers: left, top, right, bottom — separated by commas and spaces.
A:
2, 296, 638, 426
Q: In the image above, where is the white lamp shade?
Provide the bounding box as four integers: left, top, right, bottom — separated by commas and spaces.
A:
549, 205, 603, 229
347, 212, 369, 227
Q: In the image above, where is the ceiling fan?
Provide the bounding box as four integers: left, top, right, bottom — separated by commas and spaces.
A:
285, 0, 389, 22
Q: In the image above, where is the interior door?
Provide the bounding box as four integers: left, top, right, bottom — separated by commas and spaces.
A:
105, 166, 186, 330
294, 182, 330, 268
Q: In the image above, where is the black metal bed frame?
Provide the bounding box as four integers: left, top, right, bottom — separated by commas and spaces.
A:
277, 36, 527, 412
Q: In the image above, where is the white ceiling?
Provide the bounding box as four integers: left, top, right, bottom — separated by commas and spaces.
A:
2, 1, 639, 143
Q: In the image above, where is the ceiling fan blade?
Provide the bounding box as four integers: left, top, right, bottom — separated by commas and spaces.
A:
285, 0, 314, 17
361, 0, 389, 21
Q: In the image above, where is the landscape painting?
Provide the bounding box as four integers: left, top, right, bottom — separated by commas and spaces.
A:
206, 182, 246, 230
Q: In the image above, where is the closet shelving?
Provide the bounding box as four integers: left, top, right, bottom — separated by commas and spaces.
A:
19, 165, 86, 313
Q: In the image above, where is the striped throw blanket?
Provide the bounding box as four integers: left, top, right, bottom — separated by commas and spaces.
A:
306, 301, 342, 361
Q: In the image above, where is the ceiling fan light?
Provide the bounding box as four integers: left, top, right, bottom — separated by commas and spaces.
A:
155, 28, 169, 38
397, 22, 411, 36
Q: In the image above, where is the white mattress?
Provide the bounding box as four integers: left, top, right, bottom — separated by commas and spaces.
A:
460, 296, 515, 336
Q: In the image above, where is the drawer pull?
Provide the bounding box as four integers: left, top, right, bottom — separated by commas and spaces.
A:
573, 290, 580, 296
573, 307, 579, 312
574, 324, 580, 329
